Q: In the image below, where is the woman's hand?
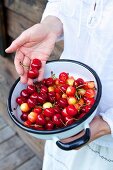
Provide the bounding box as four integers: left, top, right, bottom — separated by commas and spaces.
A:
61, 116, 111, 149
5, 16, 63, 84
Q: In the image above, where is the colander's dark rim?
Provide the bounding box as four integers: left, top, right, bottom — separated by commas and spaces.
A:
7, 59, 102, 135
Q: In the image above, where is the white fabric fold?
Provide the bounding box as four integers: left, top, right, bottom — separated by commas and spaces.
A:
41, 0, 61, 21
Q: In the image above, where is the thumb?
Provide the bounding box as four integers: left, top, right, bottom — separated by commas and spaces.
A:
5, 31, 29, 53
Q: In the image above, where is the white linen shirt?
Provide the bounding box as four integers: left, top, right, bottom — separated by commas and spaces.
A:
42, 0, 113, 148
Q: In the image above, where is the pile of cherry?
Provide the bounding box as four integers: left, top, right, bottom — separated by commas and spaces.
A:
16, 59, 96, 131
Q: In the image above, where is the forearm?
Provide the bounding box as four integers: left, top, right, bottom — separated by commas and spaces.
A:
41, 16, 63, 38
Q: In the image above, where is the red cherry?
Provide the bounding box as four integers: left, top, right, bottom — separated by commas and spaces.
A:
59, 98, 68, 108
40, 85, 48, 94
16, 96, 26, 105
62, 108, 69, 117
30, 92, 39, 100
41, 78, 46, 85
37, 94, 47, 104
85, 89, 95, 98
78, 112, 86, 119
32, 124, 44, 130
20, 89, 29, 98
27, 85, 36, 94
59, 79, 66, 84
85, 97, 95, 106
59, 72, 68, 82
48, 96, 56, 103
45, 121, 54, 130
36, 114, 46, 125
60, 84, 69, 93
48, 92, 56, 103
41, 93, 48, 101
48, 91, 56, 97
64, 116, 75, 126
54, 106, 61, 114
66, 86, 76, 96
20, 113, 28, 121
43, 108, 55, 117
46, 77, 54, 86
28, 69, 39, 79
55, 93, 61, 100
27, 98, 37, 108
66, 105, 78, 117
81, 105, 92, 113
75, 78, 84, 87
34, 107, 42, 115
52, 114, 63, 127
55, 87, 61, 93
48, 91, 56, 103
55, 78, 60, 86
24, 120, 32, 127
31, 59, 42, 70
55, 100, 61, 108
45, 117, 51, 121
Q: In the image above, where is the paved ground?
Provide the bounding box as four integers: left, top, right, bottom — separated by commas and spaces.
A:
0, 115, 43, 170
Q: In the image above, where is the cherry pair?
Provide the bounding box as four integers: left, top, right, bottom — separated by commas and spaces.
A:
28, 59, 42, 79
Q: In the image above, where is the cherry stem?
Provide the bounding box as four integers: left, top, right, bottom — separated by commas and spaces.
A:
58, 86, 65, 94
60, 119, 66, 126
76, 84, 85, 89
65, 118, 78, 126
31, 124, 42, 128
75, 91, 81, 100
20, 62, 30, 70
51, 71, 56, 79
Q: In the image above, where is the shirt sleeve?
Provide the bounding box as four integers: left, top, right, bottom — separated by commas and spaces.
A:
41, 0, 63, 41
100, 108, 113, 138
41, 0, 61, 21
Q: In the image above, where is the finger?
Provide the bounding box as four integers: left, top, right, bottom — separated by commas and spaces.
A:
27, 78, 33, 85
14, 50, 24, 76
5, 31, 29, 53
61, 130, 85, 143
20, 56, 31, 84
37, 60, 46, 82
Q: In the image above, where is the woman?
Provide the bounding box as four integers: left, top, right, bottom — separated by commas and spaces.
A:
6, 0, 113, 169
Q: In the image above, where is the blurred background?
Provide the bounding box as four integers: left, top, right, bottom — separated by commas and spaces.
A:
0, 0, 63, 170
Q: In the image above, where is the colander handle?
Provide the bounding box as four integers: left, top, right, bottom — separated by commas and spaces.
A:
56, 127, 90, 151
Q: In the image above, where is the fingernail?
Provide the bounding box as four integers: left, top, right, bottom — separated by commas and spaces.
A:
5, 48, 8, 52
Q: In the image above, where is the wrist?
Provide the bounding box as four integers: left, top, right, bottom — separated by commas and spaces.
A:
90, 116, 111, 141
99, 116, 111, 135
41, 16, 63, 38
